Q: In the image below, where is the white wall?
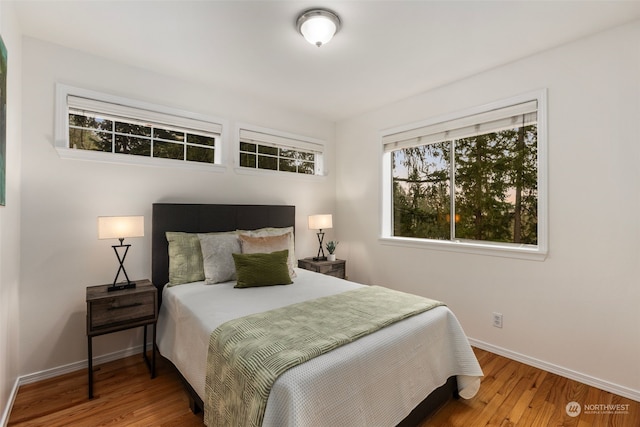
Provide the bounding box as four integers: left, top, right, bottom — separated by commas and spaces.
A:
19, 37, 337, 377
335, 21, 640, 398
0, 0, 22, 423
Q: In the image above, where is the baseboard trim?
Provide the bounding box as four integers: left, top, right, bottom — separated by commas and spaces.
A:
18, 343, 148, 385
468, 338, 640, 402
1, 378, 19, 427
0, 342, 150, 427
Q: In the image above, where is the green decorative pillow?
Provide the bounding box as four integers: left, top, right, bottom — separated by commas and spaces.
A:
232, 250, 293, 288
166, 232, 205, 285
237, 227, 297, 278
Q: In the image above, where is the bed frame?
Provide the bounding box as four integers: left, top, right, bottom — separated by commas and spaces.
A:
151, 203, 457, 426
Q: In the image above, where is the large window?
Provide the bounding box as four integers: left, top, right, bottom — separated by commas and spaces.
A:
238, 128, 324, 176
381, 91, 547, 259
55, 84, 224, 170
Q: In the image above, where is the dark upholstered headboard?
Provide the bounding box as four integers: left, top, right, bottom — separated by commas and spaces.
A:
152, 203, 296, 302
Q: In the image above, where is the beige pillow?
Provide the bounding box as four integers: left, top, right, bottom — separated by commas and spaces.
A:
237, 227, 296, 278
238, 232, 296, 278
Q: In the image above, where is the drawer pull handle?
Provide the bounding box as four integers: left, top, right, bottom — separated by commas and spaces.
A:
109, 302, 143, 310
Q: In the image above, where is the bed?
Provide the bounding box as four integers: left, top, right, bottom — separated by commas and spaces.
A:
152, 203, 483, 426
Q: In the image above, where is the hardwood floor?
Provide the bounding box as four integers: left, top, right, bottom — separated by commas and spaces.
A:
422, 349, 639, 427
8, 352, 204, 427
8, 348, 639, 426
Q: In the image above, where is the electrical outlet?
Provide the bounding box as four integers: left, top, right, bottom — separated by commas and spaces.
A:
492, 312, 503, 328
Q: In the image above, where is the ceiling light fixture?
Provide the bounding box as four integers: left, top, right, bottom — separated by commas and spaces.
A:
296, 8, 341, 47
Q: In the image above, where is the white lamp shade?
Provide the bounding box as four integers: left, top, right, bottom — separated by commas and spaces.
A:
308, 214, 333, 230
297, 9, 341, 47
301, 17, 336, 46
98, 216, 144, 240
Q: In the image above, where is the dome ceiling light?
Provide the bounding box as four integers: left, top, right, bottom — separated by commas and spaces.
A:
296, 8, 341, 47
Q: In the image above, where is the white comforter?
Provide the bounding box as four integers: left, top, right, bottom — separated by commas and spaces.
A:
156, 268, 483, 426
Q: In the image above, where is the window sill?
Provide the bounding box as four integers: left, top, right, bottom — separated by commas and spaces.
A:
56, 148, 227, 173
233, 166, 327, 181
379, 236, 547, 261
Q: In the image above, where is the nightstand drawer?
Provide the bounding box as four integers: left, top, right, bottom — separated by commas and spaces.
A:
298, 258, 346, 279
90, 291, 155, 330
317, 263, 345, 277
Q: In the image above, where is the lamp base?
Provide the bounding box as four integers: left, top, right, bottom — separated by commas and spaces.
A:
108, 282, 136, 292
312, 256, 327, 261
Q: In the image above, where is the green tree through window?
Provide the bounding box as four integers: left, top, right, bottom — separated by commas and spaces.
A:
238, 128, 322, 176
392, 124, 538, 246
68, 109, 217, 165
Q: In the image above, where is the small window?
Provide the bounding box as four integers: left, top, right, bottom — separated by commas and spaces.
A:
381, 91, 547, 260
238, 128, 324, 176
55, 84, 224, 170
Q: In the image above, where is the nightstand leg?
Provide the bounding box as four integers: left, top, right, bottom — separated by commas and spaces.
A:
87, 336, 93, 399
152, 323, 156, 378
143, 324, 147, 361
142, 324, 156, 379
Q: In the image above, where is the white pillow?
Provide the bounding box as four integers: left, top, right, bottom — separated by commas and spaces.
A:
198, 233, 241, 284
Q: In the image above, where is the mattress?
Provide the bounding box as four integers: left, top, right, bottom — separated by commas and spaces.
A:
156, 268, 483, 426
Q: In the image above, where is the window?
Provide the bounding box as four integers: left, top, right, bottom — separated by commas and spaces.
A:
238, 128, 324, 176
381, 91, 547, 259
55, 84, 224, 170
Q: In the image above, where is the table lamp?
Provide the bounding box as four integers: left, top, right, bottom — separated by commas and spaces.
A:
98, 215, 144, 291
308, 214, 332, 261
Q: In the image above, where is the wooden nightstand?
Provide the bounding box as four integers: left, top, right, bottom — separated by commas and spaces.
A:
298, 258, 346, 279
86, 279, 157, 399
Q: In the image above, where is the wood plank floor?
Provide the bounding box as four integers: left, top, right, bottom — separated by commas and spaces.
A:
8, 348, 639, 426
421, 349, 639, 427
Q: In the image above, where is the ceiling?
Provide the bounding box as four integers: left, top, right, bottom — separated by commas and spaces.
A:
13, 0, 640, 122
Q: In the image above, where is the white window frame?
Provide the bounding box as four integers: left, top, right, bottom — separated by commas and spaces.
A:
235, 123, 326, 178
55, 84, 227, 172
380, 90, 548, 261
